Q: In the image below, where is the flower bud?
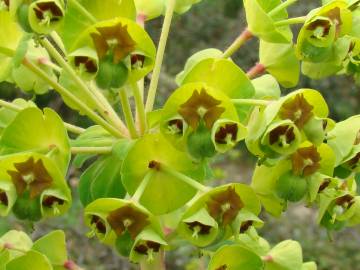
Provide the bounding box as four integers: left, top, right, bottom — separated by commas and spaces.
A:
187, 121, 216, 159
264, 240, 303, 270
134, 0, 164, 20
12, 191, 42, 221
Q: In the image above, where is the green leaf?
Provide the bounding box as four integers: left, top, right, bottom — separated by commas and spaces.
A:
208, 244, 264, 270
0, 107, 70, 174
32, 231, 67, 266
6, 250, 53, 270
79, 140, 131, 206
121, 133, 205, 215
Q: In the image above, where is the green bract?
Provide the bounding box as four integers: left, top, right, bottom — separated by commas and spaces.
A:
84, 198, 163, 250
121, 133, 205, 214
0, 107, 70, 174
134, 0, 164, 20
0, 11, 22, 81
244, 0, 293, 43
296, 0, 353, 62
72, 17, 156, 84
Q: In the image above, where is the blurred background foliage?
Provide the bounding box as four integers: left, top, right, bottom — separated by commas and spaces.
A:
0, 0, 359, 269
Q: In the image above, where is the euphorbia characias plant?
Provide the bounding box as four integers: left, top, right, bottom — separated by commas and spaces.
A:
0, 0, 360, 269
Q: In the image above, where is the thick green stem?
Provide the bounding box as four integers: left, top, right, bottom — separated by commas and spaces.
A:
70, 146, 112, 155
23, 58, 123, 138
268, 0, 299, 17
232, 98, 271, 106
132, 171, 155, 202
131, 82, 147, 135
40, 38, 129, 137
160, 164, 209, 193
119, 89, 138, 138
0, 99, 85, 134
145, 0, 176, 112
68, 0, 97, 23
221, 28, 253, 59
274, 16, 307, 27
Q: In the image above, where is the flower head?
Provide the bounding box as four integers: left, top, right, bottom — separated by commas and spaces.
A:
269, 125, 296, 146
280, 94, 314, 129
7, 157, 53, 199
291, 146, 321, 176
206, 187, 244, 226
178, 89, 225, 130
74, 56, 98, 74
107, 205, 149, 239
215, 123, 238, 145
90, 215, 107, 235
33, 1, 64, 25
91, 23, 136, 64
134, 240, 161, 255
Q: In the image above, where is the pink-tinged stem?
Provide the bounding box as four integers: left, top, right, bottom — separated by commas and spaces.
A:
246, 63, 266, 79
222, 28, 253, 58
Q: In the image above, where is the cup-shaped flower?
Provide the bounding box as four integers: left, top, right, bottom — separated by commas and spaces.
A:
0, 153, 71, 221
84, 198, 162, 248
160, 82, 240, 153
296, 1, 353, 62
232, 209, 264, 240
179, 183, 261, 244
208, 244, 264, 270
28, 0, 65, 34
211, 119, 247, 154
243, 0, 293, 43
73, 18, 156, 83
178, 208, 218, 247
261, 120, 301, 157
130, 229, 167, 263
68, 47, 99, 81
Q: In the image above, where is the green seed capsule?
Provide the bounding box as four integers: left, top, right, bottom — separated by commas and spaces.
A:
12, 192, 42, 222
96, 58, 129, 89
187, 122, 216, 159
276, 172, 308, 202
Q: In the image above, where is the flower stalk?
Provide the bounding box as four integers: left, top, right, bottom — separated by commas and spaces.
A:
131, 82, 147, 135
70, 146, 113, 155
231, 98, 271, 106
274, 16, 307, 27
246, 63, 266, 79
268, 0, 299, 17
222, 28, 253, 59
119, 89, 138, 138
145, 0, 176, 112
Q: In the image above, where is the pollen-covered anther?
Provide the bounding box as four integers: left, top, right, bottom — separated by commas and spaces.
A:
280, 94, 314, 129
215, 124, 238, 145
